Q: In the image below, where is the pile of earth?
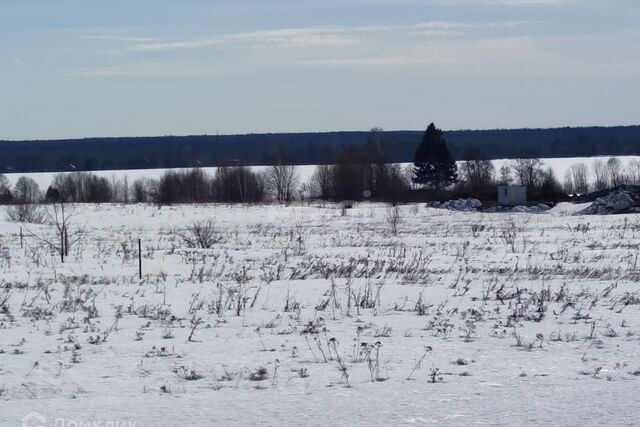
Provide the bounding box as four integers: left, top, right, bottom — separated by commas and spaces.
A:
579, 188, 639, 214
427, 199, 482, 211
484, 204, 551, 214
572, 185, 640, 203
428, 199, 552, 213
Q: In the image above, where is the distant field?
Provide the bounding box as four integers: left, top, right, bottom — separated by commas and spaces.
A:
4, 156, 640, 192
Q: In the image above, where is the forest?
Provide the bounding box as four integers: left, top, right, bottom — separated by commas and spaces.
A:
0, 125, 639, 173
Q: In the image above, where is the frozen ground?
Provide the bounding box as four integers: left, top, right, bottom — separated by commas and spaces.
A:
1, 202, 640, 426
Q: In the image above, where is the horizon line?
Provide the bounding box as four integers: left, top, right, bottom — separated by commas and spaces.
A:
2, 123, 639, 144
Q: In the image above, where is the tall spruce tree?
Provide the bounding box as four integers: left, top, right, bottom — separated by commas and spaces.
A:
413, 123, 458, 189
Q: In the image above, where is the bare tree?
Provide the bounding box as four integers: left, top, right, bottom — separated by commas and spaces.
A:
460, 147, 495, 188
309, 165, 334, 199
511, 158, 543, 188
569, 163, 589, 194
123, 176, 130, 203
50, 172, 113, 203
607, 157, 624, 187
25, 202, 82, 263
265, 164, 299, 203
627, 160, 640, 185
0, 174, 12, 203
332, 148, 363, 201
498, 165, 512, 185
381, 164, 410, 203
46, 203, 81, 262
14, 176, 41, 204
132, 178, 156, 203
539, 167, 562, 197
213, 166, 264, 203
7, 176, 44, 223
563, 170, 575, 195
110, 176, 130, 203
5, 204, 45, 223
156, 168, 212, 205
592, 160, 609, 191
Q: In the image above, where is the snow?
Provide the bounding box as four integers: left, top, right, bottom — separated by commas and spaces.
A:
550, 202, 589, 216
1, 202, 640, 426
1, 165, 319, 191
3, 156, 639, 191
579, 189, 635, 214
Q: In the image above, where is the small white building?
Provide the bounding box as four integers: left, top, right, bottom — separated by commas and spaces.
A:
498, 185, 527, 206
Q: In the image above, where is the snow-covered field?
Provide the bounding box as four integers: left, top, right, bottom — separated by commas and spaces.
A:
4, 156, 640, 191
2, 202, 640, 426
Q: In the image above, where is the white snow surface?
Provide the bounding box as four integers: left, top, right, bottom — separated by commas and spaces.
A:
4, 156, 640, 191
1, 202, 640, 426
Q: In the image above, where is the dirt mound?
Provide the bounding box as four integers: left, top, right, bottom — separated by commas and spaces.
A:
427, 198, 482, 211
484, 204, 551, 214
579, 189, 638, 214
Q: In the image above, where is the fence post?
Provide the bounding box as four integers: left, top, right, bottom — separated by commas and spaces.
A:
60, 230, 64, 263
138, 238, 142, 280
20, 226, 23, 249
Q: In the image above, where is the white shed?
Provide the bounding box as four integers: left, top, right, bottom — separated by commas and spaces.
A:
498, 185, 527, 206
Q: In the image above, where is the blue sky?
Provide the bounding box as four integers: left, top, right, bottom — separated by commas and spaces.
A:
1, 0, 639, 140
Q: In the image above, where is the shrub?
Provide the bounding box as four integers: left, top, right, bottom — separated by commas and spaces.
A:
5, 204, 45, 224
179, 220, 221, 249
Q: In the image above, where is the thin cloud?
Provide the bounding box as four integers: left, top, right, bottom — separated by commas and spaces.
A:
129, 27, 366, 51
79, 35, 155, 43
125, 20, 535, 52
299, 56, 455, 67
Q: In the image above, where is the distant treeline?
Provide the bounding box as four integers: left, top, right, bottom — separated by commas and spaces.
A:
2, 153, 639, 211
1, 125, 639, 173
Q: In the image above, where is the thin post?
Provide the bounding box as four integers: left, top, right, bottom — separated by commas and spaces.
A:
60, 230, 64, 263
20, 226, 23, 249
138, 238, 142, 280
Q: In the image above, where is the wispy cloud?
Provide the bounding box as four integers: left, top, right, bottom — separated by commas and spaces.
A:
123, 20, 534, 52
299, 56, 454, 67
60, 63, 229, 79
3, 0, 638, 138
64, 18, 640, 81
300, 32, 640, 77
79, 35, 155, 43
128, 27, 366, 51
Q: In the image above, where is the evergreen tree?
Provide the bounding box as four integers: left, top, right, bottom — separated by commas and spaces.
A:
45, 186, 62, 203
413, 123, 458, 189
